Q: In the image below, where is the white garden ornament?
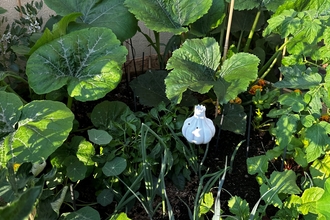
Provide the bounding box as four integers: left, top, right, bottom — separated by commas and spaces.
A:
182, 105, 216, 144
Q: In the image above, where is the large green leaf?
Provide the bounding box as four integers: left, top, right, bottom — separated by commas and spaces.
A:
63, 206, 100, 220
125, 0, 212, 34
130, 70, 170, 107
304, 121, 330, 162
217, 53, 260, 103
316, 178, 330, 218
165, 37, 220, 103
261, 170, 301, 207
228, 196, 250, 219
221, 104, 247, 135
26, 27, 127, 102
91, 101, 140, 135
274, 66, 322, 89
30, 12, 82, 55
0, 186, 42, 220
190, 0, 226, 36
277, 92, 306, 113
44, 0, 137, 41
299, 187, 324, 215
1, 99, 74, 165
226, 0, 286, 11
273, 114, 300, 150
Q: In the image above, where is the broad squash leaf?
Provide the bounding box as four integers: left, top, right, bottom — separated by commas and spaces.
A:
44, 0, 137, 41
1, 93, 74, 165
217, 53, 259, 103
125, 0, 212, 34
165, 37, 220, 103
26, 27, 127, 102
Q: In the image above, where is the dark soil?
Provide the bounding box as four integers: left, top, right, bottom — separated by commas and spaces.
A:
71, 79, 278, 220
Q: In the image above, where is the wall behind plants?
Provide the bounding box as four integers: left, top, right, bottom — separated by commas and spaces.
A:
0, 0, 172, 75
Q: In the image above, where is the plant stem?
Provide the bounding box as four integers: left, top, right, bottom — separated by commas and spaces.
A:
237, 30, 244, 52
259, 50, 281, 79
258, 41, 289, 78
153, 31, 164, 69
67, 96, 73, 109
199, 143, 210, 177
243, 10, 261, 52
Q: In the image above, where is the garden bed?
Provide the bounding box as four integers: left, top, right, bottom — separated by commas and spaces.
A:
71, 81, 277, 220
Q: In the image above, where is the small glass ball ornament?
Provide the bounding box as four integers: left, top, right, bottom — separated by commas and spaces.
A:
182, 105, 215, 144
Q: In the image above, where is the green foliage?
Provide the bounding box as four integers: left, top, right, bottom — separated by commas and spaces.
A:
125, 0, 212, 35
61, 206, 100, 220
102, 157, 127, 177
0, 186, 42, 220
165, 37, 259, 105
26, 27, 127, 101
228, 196, 250, 219
44, 0, 137, 41
2, 0, 330, 218
0, 92, 74, 165
130, 70, 170, 107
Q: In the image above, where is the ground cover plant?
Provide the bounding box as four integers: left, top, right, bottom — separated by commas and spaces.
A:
1, 0, 330, 219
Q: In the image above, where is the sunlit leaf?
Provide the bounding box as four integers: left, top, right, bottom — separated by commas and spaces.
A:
1, 99, 74, 165
299, 187, 324, 215
26, 27, 127, 102
247, 155, 269, 175
218, 53, 259, 103
199, 192, 214, 216
261, 170, 301, 207
316, 178, 330, 217
228, 196, 250, 219
165, 37, 220, 103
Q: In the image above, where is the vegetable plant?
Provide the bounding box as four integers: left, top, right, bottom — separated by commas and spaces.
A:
1, 0, 330, 219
